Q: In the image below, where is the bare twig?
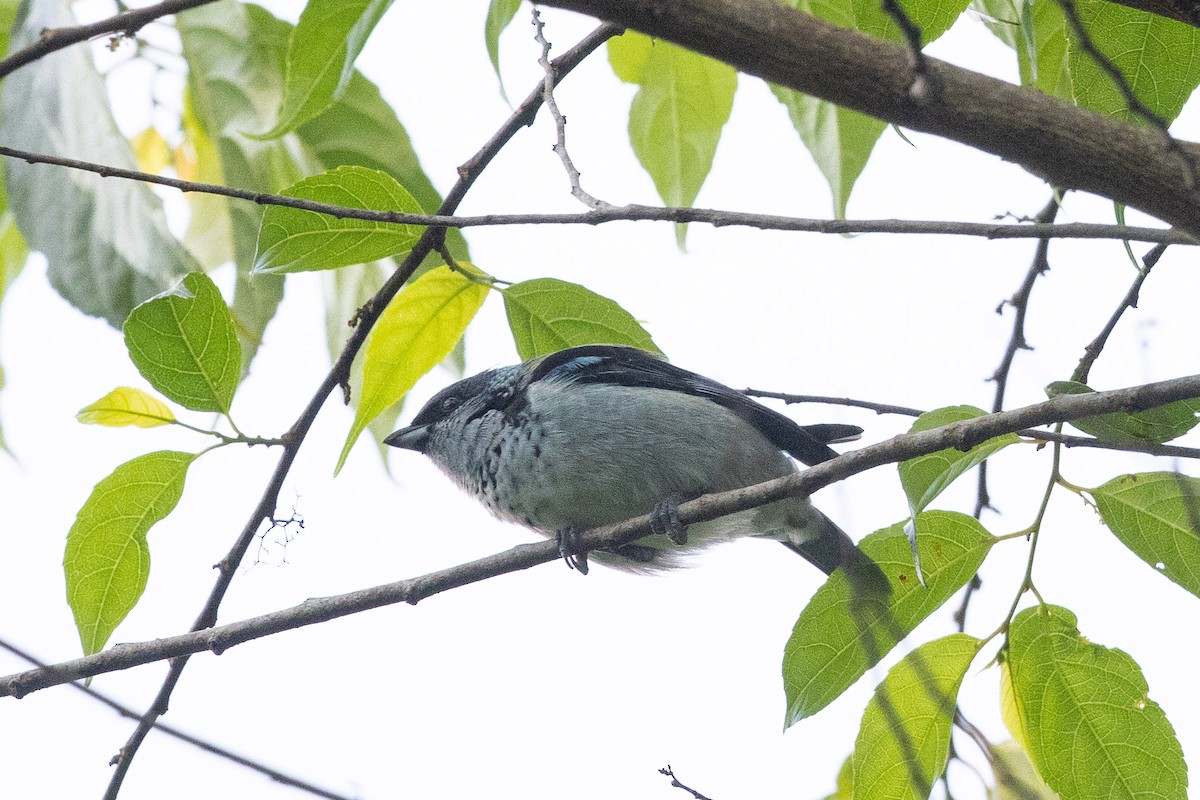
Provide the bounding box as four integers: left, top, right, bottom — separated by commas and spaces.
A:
6, 373, 1200, 698
658, 766, 714, 800
3, 145, 1185, 243
98, 23, 623, 800
533, 9, 611, 208
743, 388, 923, 417
1072, 243, 1168, 383
0, 639, 354, 800
0, 0, 217, 79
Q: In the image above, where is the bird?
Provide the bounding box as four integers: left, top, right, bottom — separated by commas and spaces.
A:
385, 344, 883, 587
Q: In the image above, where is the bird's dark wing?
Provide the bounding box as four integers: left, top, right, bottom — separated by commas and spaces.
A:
531, 345, 861, 466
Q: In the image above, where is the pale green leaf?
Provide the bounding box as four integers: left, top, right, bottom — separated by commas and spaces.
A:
608, 32, 736, 247
501, 278, 661, 360
852, 634, 981, 800
325, 262, 406, 469
0, 0, 195, 326
123, 273, 242, 415
772, 0, 970, 217
64, 451, 196, 655
898, 406, 1019, 516
337, 265, 491, 473
989, 740, 1061, 800
1047, 381, 1200, 443
783, 511, 994, 725
77, 387, 175, 428
485, 0, 523, 99
973, 0, 1072, 99
820, 755, 854, 800
1068, 0, 1200, 124
251, 0, 394, 139
253, 166, 422, 274
1005, 605, 1186, 800
1090, 472, 1200, 598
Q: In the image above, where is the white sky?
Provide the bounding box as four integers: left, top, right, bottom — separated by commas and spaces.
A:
2, 2, 1198, 799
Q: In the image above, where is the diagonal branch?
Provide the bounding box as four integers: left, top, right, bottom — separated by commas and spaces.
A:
5, 372, 1200, 699
97, 23, 623, 800
538, 0, 1200, 235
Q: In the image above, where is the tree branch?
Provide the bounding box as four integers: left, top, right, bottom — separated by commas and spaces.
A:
537, 0, 1200, 235
1103, 0, 1200, 27
0, 145, 1191, 243
0, 0, 218, 79
6, 373, 1199, 699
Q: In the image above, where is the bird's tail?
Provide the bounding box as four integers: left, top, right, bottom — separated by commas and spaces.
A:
784, 512, 890, 597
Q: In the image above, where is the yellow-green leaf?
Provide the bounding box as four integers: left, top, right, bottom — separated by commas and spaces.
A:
852, 634, 981, 800
1090, 472, 1200, 598
77, 387, 175, 428
336, 265, 490, 473
64, 451, 196, 655
130, 127, 171, 174
501, 278, 661, 360
1005, 605, 1186, 800
989, 740, 1061, 800
783, 512, 994, 725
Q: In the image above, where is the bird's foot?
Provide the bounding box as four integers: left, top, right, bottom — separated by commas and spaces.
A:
555, 526, 589, 575
650, 498, 688, 546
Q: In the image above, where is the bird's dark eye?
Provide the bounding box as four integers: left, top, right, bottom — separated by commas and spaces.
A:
439, 395, 462, 413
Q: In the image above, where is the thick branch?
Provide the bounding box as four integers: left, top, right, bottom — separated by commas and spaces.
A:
5, 373, 1199, 699
539, 0, 1200, 236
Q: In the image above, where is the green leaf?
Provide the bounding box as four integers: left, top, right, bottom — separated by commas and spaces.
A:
337, 265, 491, 473
772, 0, 970, 217
989, 740, 1061, 800
64, 451, 197, 655
1005, 605, 1186, 800
852, 634, 981, 800
1090, 472, 1200, 598
77, 387, 175, 428
608, 32, 736, 247
973, 0, 1072, 99
501, 278, 662, 360
178, 90, 234, 271
0, 0, 195, 327
253, 166, 423, 274
485, 0, 523, 100
1067, 0, 1200, 124
179, 3, 309, 364
295, 67, 468, 263
123, 273, 242, 415
783, 511, 994, 725
251, 0, 394, 139
898, 406, 1020, 516
1047, 381, 1200, 443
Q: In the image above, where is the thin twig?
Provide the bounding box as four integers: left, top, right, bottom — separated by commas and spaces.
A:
0, 0, 217, 79
0, 639, 354, 800
0, 145, 1192, 244
99, 23, 623, 800
6, 372, 1200, 698
533, 9, 610, 208
1072, 243, 1168, 383
743, 388, 923, 417
658, 766, 713, 800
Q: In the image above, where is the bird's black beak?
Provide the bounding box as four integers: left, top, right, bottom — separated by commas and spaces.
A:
384, 424, 430, 452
